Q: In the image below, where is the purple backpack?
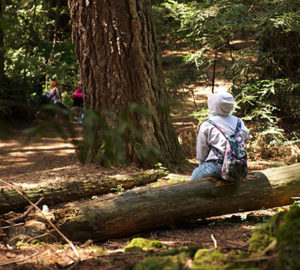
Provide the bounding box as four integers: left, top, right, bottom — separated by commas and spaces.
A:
207, 119, 248, 181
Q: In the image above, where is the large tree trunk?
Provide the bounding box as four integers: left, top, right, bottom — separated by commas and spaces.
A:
0, 170, 165, 214
56, 164, 300, 242
67, 0, 183, 166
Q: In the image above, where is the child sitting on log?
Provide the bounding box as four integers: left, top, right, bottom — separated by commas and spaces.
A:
190, 92, 249, 181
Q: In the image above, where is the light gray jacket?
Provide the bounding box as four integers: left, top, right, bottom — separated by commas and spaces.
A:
196, 92, 249, 163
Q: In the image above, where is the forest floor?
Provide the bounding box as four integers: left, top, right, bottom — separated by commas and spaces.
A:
0, 48, 295, 269
0, 119, 288, 270
0, 101, 289, 269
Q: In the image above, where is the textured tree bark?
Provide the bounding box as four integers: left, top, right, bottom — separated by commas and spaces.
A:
0, 170, 166, 214
67, 0, 183, 166
55, 164, 300, 242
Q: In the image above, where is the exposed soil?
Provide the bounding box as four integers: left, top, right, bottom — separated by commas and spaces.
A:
0, 125, 148, 189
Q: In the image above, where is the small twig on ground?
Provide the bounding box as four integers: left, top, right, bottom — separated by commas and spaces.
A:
0, 179, 81, 262
211, 234, 217, 248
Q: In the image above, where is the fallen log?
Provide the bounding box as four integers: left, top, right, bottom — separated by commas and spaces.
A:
0, 170, 166, 214
56, 164, 300, 242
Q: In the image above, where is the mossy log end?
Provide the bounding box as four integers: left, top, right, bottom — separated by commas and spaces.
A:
0, 169, 166, 214
56, 164, 300, 242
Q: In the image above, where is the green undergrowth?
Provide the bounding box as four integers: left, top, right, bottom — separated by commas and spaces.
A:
133, 247, 253, 270
130, 205, 300, 269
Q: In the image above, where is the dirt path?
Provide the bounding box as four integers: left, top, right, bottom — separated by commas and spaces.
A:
0, 136, 76, 177
0, 129, 80, 188
0, 124, 149, 190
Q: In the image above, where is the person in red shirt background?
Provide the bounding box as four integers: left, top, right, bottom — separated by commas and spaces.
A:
71, 81, 83, 108
71, 81, 84, 122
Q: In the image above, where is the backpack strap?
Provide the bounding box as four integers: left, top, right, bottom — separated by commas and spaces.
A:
206, 119, 227, 160
234, 118, 242, 136
207, 118, 241, 139
206, 119, 229, 140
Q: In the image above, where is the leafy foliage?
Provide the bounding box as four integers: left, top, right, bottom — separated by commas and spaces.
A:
0, 0, 77, 119
159, 0, 300, 120
77, 104, 162, 167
